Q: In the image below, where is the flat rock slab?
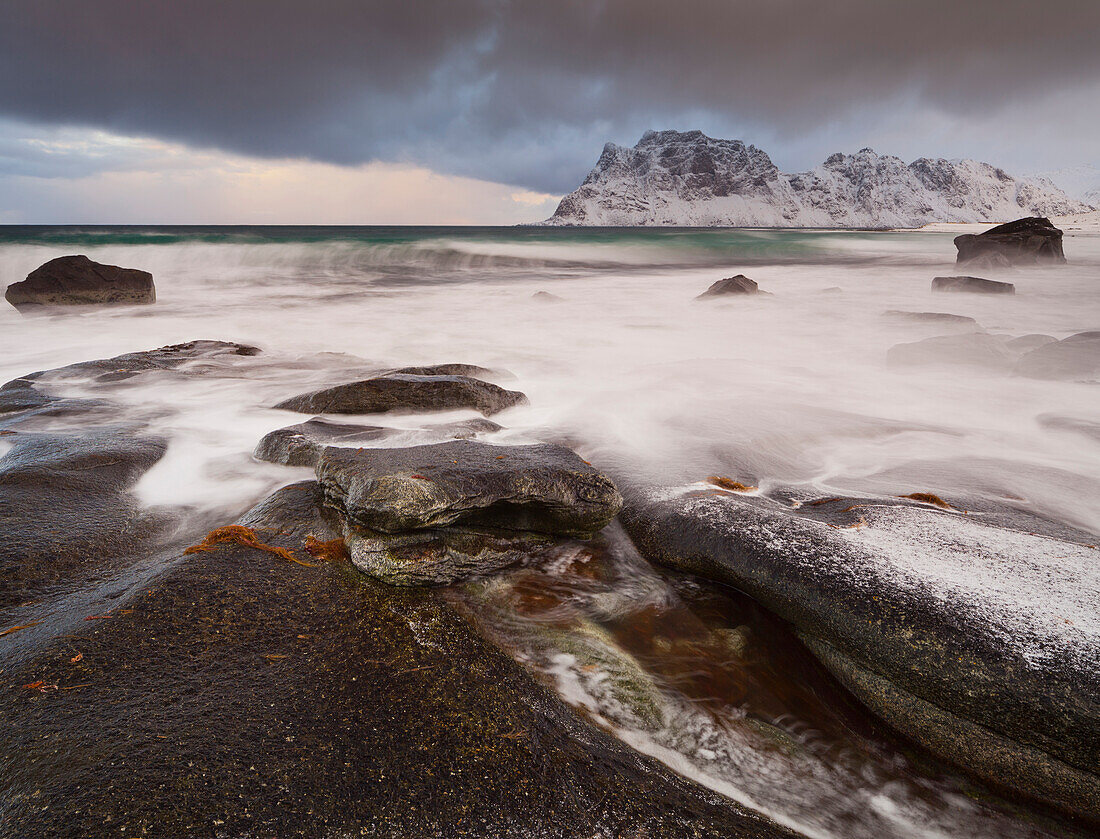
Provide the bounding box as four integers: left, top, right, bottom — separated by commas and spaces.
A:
932, 275, 1015, 294
620, 487, 1100, 819
255, 416, 502, 467
275, 373, 527, 416
696, 274, 764, 298
0, 481, 787, 839
882, 310, 979, 326
955, 217, 1066, 265
5, 254, 155, 307
318, 440, 622, 536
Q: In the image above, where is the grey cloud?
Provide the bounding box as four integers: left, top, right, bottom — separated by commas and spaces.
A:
0, 1, 1097, 192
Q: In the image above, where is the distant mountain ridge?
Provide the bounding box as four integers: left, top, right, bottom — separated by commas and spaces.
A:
544, 130, 1093, 227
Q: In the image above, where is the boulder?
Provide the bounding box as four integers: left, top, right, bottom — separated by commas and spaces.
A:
620, 487, 1100, 819
696, 274, 763, 298
887, 332, 1013, 371
275, 373, 527, 417
317, 440, 622, 537
1015, 331, 1100, 382
931, 275, 1015, 295
954, 217, 1066, 265
255, 416, 503, 467
882, 310, 978, 326
5, 255, 155, 307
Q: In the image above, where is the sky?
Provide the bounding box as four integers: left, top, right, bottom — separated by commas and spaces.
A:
1, 0, 1098, 224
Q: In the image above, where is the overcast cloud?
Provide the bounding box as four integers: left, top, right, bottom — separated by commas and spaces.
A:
0, 0, 1098, 196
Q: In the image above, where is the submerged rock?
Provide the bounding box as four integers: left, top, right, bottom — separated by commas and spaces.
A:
255, 418, 394, 467
887, 332, 1013, 370
620, 487, 1100, 819
882, 310, 979, 326
275, 373, 527, 417
696, 274, 763, 298
954, 217, 1066, 265
931, 275, 1015, 294
5, 254, 155, 307
387, 363, 501, 379
255, 416, 503, 467
532, 290, 565, 302
1015, 331, 1100, 382
318, 440, 622, 537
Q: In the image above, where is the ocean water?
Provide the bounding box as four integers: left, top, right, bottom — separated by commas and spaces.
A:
1, 225, 1098, 837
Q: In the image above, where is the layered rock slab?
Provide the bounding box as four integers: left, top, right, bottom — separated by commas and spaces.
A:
275, 373, 527, 417
255, 417, 501, 468
318, 440, 622, 537
620, 487, 1100, 819
931, 275, 1015, 294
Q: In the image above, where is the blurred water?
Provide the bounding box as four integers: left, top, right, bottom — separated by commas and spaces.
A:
1, 225, 1096, 531
1, 224, 1098, 837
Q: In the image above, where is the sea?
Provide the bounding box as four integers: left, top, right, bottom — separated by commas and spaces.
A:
1, 224, 1098, 838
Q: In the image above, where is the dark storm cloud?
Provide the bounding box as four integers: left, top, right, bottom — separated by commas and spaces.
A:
0, 0, 1098, 191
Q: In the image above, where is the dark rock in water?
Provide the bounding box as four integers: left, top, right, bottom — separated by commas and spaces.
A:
5, 254, 155, 307
1015, 331, 1100, 381
532, 290, 565, 302
255, 416, 503, 468
696, 274, 763, 298
0, 479, 786, 838
882, 310, 978, 326
275, 374, 527, 417
931, 275, 1015, 294
954, 217, 1066, 265
388, 363, 500, 380
620, 487, 1100, 819
255, 418, 393, 467
317, 440, 622, 537
887, 332, 1013, 370
345, 523, 552, 586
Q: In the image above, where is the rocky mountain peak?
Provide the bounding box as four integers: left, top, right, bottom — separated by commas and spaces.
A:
546, 130, 1092, 227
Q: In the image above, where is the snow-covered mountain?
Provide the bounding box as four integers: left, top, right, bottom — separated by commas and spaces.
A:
544, 130, 1093, 227
1029, 164, 1100, 207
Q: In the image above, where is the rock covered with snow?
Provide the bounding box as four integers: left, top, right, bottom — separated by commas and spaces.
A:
545, 130, 1093, 227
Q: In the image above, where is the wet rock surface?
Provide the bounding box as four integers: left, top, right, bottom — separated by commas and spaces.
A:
275, 373, 528, 417
255, 417, 502, 468
697, 274, 764, 298
932, 275, 1015, 294
620, 486, 1100, 820
955, 217, 1067, 266
0, 480, 789, 839
318, 440, 623, 537
5, 254, 156, 307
